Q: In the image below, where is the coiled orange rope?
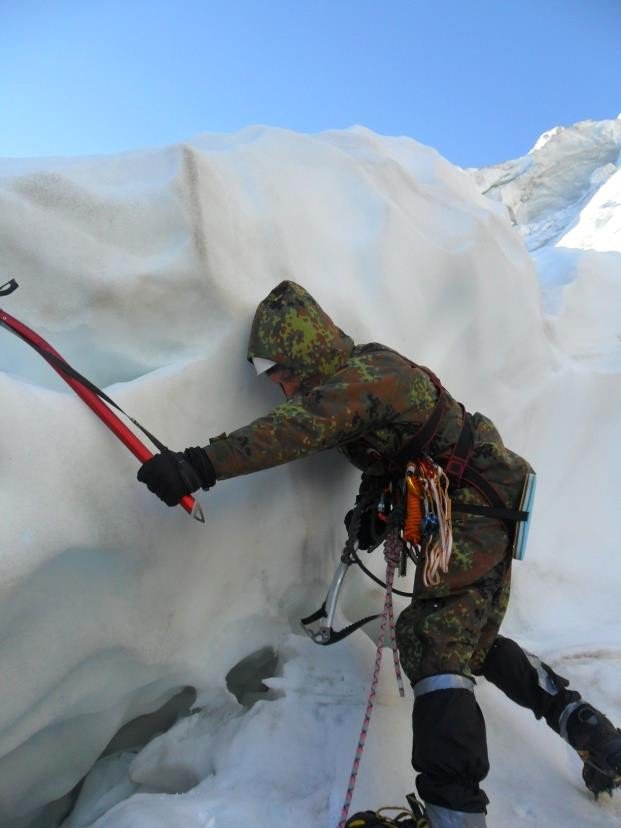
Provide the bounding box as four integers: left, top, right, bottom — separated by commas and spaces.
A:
404, 471, 425, 545
404, 459, 453, 587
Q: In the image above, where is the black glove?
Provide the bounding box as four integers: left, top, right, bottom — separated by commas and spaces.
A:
344, 506, 387, 550
137, 447, 216, 507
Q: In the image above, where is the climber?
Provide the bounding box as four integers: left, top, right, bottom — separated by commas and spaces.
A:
137, 280, 621, 827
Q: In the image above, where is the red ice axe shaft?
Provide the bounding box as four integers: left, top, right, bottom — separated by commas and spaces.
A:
0, 281, 204, 522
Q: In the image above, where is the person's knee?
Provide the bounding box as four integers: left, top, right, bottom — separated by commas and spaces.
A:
395, 606, 424, 683
396, 601, 480, 684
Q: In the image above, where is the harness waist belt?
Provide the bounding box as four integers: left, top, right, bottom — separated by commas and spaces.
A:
452, 503, 528, 522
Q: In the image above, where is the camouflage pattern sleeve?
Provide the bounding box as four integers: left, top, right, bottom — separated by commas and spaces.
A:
204, 369, 406, 479
204, 280, 531, 494
207, 279, 440, 480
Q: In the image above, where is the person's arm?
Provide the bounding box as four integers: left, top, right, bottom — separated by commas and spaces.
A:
136, 355, 436, 505
205, 372, 402, 479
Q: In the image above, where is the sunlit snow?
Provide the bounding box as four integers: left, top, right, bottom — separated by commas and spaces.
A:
1, 123, 619, 827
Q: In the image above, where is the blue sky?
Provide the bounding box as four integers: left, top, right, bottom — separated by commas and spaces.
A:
1, 0, 619, 167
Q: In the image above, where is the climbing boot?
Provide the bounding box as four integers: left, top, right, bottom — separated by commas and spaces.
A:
562, 702, 621, 798
345, 794, 430, 826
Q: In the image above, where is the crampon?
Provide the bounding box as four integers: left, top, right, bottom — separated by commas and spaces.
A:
581, 743, 621, 799
345, 794, 430, 827
570, 704, 621, 799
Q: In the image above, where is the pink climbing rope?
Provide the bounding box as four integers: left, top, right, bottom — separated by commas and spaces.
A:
338, 529, 406, 828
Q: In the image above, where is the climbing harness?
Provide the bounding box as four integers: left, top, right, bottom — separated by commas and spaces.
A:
300, 454, 455, 643
0, 279, 204, 522
301, 363, 536, 639
388, 360, 533, 542
303, 353, 535, 643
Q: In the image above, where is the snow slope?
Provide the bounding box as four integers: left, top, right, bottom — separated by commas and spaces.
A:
1, 124, 619, 827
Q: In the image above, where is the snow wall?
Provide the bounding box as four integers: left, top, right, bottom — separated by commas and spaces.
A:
1, 124, 620, 827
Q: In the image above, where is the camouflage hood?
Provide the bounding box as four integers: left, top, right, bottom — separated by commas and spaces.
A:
247, 281, 354, 389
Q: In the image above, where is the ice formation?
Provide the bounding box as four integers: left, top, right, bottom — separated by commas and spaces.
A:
1, 122, 619, 827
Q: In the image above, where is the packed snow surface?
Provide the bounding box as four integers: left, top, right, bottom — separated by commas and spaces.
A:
1, 123, 619, 827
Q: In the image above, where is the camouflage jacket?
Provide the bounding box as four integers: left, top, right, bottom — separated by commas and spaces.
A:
205, 281, 532, 509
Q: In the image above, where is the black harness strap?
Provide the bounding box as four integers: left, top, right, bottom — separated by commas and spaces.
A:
392, 369, 527, 531
392, 367, 448, 469
443, 405, 474, 483
452, 502, 528, 522
441, 412, 526, 531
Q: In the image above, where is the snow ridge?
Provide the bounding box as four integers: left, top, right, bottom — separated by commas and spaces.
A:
471, 118, 621, 252
1, 123, 620, 828
472, 118, 621, 373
